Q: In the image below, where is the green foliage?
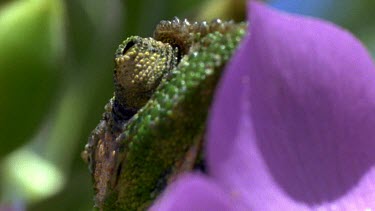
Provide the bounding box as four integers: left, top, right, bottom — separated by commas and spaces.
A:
0, 0, 63, 158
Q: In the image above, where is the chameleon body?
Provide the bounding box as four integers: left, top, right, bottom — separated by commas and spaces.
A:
83, 18, 246, 210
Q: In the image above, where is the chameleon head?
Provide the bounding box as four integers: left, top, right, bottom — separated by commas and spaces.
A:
114, 36, 179, 113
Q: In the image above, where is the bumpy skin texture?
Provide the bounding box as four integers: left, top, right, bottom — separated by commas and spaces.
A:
83, 18, 246, 210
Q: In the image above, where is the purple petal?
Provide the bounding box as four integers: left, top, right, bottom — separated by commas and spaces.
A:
150, 173, 233, 211
207, 1, 375, 210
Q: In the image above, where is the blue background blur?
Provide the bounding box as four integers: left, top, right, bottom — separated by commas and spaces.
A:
0, 0, 373, 210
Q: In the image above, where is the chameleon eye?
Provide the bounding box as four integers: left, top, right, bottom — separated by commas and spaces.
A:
113, 36, 179, 117
122, 40, 136, 55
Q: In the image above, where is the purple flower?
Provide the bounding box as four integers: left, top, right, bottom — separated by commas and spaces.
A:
151, 1, 375, 210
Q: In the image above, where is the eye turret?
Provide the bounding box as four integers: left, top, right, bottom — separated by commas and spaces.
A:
113, 36, 179, 120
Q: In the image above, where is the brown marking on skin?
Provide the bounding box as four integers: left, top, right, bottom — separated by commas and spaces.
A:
93, 120, 124, 208
85, 102, 125, 209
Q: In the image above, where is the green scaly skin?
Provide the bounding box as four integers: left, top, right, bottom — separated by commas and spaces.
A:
83, 18, 246, 210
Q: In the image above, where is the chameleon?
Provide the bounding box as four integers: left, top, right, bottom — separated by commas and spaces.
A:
82, 17, 246, 210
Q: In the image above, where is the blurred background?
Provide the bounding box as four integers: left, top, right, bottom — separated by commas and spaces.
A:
0, 0, 374, 210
